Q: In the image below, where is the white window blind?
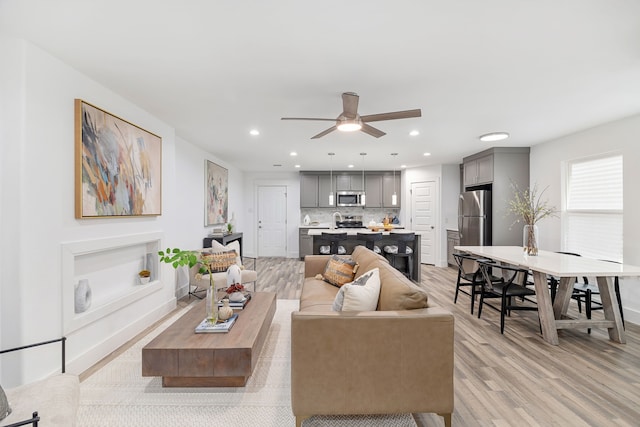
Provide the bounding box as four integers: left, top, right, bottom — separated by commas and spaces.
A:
564, 154, 623, 262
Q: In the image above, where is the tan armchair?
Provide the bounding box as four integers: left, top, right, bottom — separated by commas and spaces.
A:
188, 240, 257, 298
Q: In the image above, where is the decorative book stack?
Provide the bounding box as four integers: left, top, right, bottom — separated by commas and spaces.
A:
217, 293, 251, 310
194, 314, 238, 333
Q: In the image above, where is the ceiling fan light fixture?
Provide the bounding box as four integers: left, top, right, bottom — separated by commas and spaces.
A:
479, 132, 509, 142
337, 117, 363, 132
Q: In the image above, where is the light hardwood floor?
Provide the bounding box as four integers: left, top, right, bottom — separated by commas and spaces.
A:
83, 257, 640, 426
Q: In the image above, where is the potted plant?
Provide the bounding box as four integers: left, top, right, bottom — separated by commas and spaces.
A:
138, 269, 151, 284
507, 183, 557, 255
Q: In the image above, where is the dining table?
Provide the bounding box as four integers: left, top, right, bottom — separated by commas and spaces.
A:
454, 246, 640, 345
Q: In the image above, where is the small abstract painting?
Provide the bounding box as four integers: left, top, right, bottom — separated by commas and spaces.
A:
75, 99, 162, 218
205, 160, 228, 226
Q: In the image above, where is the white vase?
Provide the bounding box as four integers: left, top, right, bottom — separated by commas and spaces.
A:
523, 224, 539, 256
139, 276, 150, 284
74, 279, 92, 313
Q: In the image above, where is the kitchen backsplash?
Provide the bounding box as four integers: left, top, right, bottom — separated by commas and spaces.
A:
301, 207, 400, 225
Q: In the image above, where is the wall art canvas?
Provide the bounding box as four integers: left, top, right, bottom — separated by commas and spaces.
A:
75, 99, 162, 218
205, 160, 228, 226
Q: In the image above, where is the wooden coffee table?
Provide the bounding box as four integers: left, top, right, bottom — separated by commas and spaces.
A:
142, 292, 276, 387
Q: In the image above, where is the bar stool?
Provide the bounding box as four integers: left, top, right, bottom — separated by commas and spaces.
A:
356, 232, 383, 254
319, 232, 347, 255
383, 232, 415, 279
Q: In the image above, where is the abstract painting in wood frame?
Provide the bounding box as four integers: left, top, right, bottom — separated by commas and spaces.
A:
75, 99, 162, 218
205, 160, 228, 226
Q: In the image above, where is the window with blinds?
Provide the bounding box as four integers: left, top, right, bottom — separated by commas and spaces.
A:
564, 154, 623, 262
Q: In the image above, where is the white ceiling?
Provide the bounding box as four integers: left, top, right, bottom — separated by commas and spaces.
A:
2, 0, 640, 172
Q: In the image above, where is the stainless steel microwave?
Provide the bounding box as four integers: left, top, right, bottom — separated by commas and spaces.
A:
337, 191, 365, 207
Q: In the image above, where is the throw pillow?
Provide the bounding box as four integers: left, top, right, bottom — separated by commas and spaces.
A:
201, 250, 237, 273
208, 240, 243, 267
332, 268, 378, 311
322, 256, 359, 287
342, 267, 381, 311
0, 383, 11, 421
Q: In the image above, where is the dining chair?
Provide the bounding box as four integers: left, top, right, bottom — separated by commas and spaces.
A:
452, 253, 501, 315
356, 232, 383, 255
477, 261, 539, 334
319, 232, 347, 255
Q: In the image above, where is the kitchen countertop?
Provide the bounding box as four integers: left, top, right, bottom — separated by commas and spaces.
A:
299, 223, 331, 228
307, 228, 411, 236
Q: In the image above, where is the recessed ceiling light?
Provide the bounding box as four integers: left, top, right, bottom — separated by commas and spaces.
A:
401, 164, 407, 168
290, 151, 298, 156
479, 132, 509, 142
294, 164, 301, 168
409, 130, 420, 136
249, 129, 260, 136
423, 152, 431, 156
347, 164, 354, 168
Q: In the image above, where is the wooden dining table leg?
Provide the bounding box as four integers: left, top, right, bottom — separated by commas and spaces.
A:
532, 271, 559, 345
553, 276, 575, 319
596, 276, 626, 343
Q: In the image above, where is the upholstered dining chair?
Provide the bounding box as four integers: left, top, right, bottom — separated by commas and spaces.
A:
477, 261, 539, 334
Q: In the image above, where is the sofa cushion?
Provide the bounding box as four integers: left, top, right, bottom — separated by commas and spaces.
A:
341, 268, 381, 311
0, 384, 10, 421
332, 268, 378, 311
377, 264, 429, 310
351, 246, 388, 279
201, 250, 237, 273
322, 256, 359, 287
299, 278, 339, 312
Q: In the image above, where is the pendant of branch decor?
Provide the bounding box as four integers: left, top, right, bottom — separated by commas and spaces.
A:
507, 183, 557, 255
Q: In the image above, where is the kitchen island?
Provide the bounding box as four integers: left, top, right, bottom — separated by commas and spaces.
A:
307, 229, 421, 282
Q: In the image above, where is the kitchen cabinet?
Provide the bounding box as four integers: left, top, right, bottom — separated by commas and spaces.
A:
382, 173, 401, 208
300, 174, 319, 207
336, 173, 363, 191
446, 230, 460, 267
318, 174, 334, 208
364, 174, 382, 207
463, 154, 493, 187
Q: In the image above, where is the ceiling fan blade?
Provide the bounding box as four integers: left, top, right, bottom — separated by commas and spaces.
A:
281, 117, 336, 122
311, 126, 337, 139
341, 92, 359, 118
360, 123, 386, 138
360, 109, 422, 123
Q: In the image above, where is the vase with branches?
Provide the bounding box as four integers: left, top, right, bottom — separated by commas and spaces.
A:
507, 183, 557, 255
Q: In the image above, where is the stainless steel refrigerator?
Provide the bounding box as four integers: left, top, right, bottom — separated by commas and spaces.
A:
458, 190, 491, 246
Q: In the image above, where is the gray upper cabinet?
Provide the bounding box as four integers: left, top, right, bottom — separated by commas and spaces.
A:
318, 174, 334, 208
463, 154, 494, 187
300, 174, 319, 207
364, 174, 382, 207
382, 173, 401, 208
336, 173, 363, 191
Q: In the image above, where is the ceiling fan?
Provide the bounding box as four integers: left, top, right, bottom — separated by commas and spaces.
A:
281, 92, 421, 139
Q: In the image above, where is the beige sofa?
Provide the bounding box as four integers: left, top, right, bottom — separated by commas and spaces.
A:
291, 246, 454, 427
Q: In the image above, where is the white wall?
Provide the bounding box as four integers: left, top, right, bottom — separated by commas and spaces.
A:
530, 113, 640, 324
242, 172, 300, 258
0, 38, 237, 386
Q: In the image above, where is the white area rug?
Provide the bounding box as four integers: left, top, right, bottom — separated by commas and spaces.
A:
77, 299, 417, 427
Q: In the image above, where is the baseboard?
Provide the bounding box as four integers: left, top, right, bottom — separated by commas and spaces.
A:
623, 307, 639, 326
68, 298, 177, 375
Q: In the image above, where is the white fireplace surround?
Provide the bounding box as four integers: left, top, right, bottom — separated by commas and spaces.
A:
61, 232, 163, 334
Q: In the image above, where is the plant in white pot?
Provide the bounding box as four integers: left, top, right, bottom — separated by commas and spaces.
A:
507, 183, 557, 256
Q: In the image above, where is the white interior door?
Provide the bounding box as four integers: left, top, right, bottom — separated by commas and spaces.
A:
411, 181, 436, 264
258, 185, 287, 257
